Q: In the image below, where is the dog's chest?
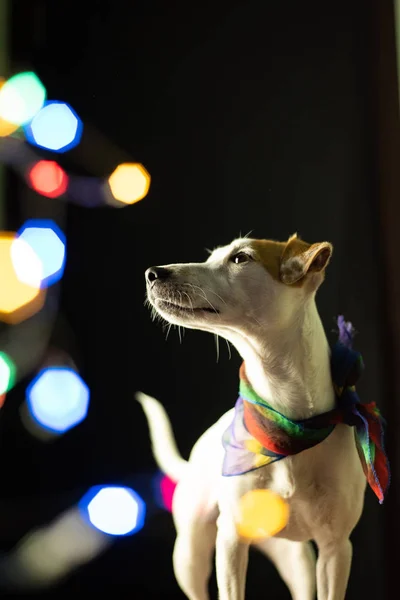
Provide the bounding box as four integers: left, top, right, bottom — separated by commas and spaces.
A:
252, 426, 366, 542
254, 458, 295, 500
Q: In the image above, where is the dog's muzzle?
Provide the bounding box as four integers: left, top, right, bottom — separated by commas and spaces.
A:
144, 266, 220, 315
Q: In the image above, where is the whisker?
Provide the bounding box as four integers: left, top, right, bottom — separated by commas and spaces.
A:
182, 291, 195, 312
183, 283, 221, 315
202, 287, 227, 306
214, 334, 220, 363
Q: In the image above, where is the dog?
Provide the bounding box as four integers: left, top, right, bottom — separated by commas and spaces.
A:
136, 234, 371, 600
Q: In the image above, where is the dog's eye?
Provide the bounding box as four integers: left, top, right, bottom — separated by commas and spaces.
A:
231, 252, 251, 265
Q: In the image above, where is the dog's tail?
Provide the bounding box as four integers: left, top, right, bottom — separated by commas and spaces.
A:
135, 391, 187, 482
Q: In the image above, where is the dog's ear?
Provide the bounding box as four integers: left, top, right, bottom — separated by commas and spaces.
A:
280, 236, 333, 285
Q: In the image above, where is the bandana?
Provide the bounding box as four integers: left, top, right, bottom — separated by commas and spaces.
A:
222, 316, 390, 504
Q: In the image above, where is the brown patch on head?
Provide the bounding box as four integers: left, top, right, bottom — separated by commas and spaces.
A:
250, 234, 333, 287
250, 239, 288, 282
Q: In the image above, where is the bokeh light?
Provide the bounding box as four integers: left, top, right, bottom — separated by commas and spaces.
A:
0, 77, 19, 137
3, 507, 111, 590
0, 393, 5, 408
26, 367, 90, 434
108, 163, 150, 205
235, 489, 289, 540
0, 352, 16, 394
0, 232, 45, 324
15, 219, 66, 287
0, 115, 18, 137
0, 71, 46, 126
156, 473, 177, 512
80, 485, 146, 536
10, 235, 43, 288
24, 101, 83, 152
28, 160, 68, 198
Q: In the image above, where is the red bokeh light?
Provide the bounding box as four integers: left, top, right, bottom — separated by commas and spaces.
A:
160, 475, 177, 512
28, 160, 68, 198
0, 394, 5, 408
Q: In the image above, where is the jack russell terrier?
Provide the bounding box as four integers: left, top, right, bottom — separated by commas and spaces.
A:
136, 234, 389, 600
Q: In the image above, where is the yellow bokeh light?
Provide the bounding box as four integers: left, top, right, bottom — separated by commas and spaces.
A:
0, 232, 45, 324
0, 78, 19, 137
235, 489, 289, 540
108, 163, 150, 205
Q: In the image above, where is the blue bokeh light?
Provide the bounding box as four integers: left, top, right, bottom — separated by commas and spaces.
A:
17, 219, 66, 287
24, 100, 83, 153
79, 485, 146, 536
26, 367, 90, 434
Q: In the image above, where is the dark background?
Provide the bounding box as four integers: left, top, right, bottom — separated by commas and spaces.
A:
0, 0, 399, 597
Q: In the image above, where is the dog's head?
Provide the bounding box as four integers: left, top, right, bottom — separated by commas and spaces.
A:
145, 234, 332, 336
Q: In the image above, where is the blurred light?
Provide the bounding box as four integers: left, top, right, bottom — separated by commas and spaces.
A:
80, 485, 146, 536
108, 163, 150, 205
0, 352, 16, 394
0, 116, 18, 137
0, 78, 19, 137
159, 474, 177, 512
26, 367, 90, 433
0, 393, 5, 408
28, 160, 68, 198
10, 236, 43, 287
24, 101, 83, 152
0, 71, 46, 126
235, 489, 289, 540
15, 219, 66, 287
0, 232, 45, 324
2, 507, 110, 590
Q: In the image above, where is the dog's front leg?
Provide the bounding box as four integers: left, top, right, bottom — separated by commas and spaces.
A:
316, 539, 352, 600
215, 514, 250, 600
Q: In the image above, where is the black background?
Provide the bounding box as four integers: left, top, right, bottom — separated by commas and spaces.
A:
0, 0, 392, 597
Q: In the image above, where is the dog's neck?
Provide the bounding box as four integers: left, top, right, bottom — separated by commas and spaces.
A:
225, 301, 335, 420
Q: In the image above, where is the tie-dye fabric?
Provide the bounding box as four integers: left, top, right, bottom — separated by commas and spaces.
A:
222, 316, 390, 504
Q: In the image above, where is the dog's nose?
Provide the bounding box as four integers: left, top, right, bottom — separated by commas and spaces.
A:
145, 266, 171, 283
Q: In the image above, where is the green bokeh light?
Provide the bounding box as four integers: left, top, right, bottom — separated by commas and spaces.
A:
0, 351, 16, 394
0, 71, 46, 126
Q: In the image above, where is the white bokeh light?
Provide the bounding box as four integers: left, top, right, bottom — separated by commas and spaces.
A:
87, 486, 145, 536
10, 236, 43, 288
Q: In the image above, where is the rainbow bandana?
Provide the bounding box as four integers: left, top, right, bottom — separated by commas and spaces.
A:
222, 316, 390, 504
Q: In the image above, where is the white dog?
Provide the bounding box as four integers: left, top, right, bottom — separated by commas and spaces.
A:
136, 234, 388, 600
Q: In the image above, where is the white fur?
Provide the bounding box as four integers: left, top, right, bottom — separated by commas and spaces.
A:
137, 238, 367, 600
